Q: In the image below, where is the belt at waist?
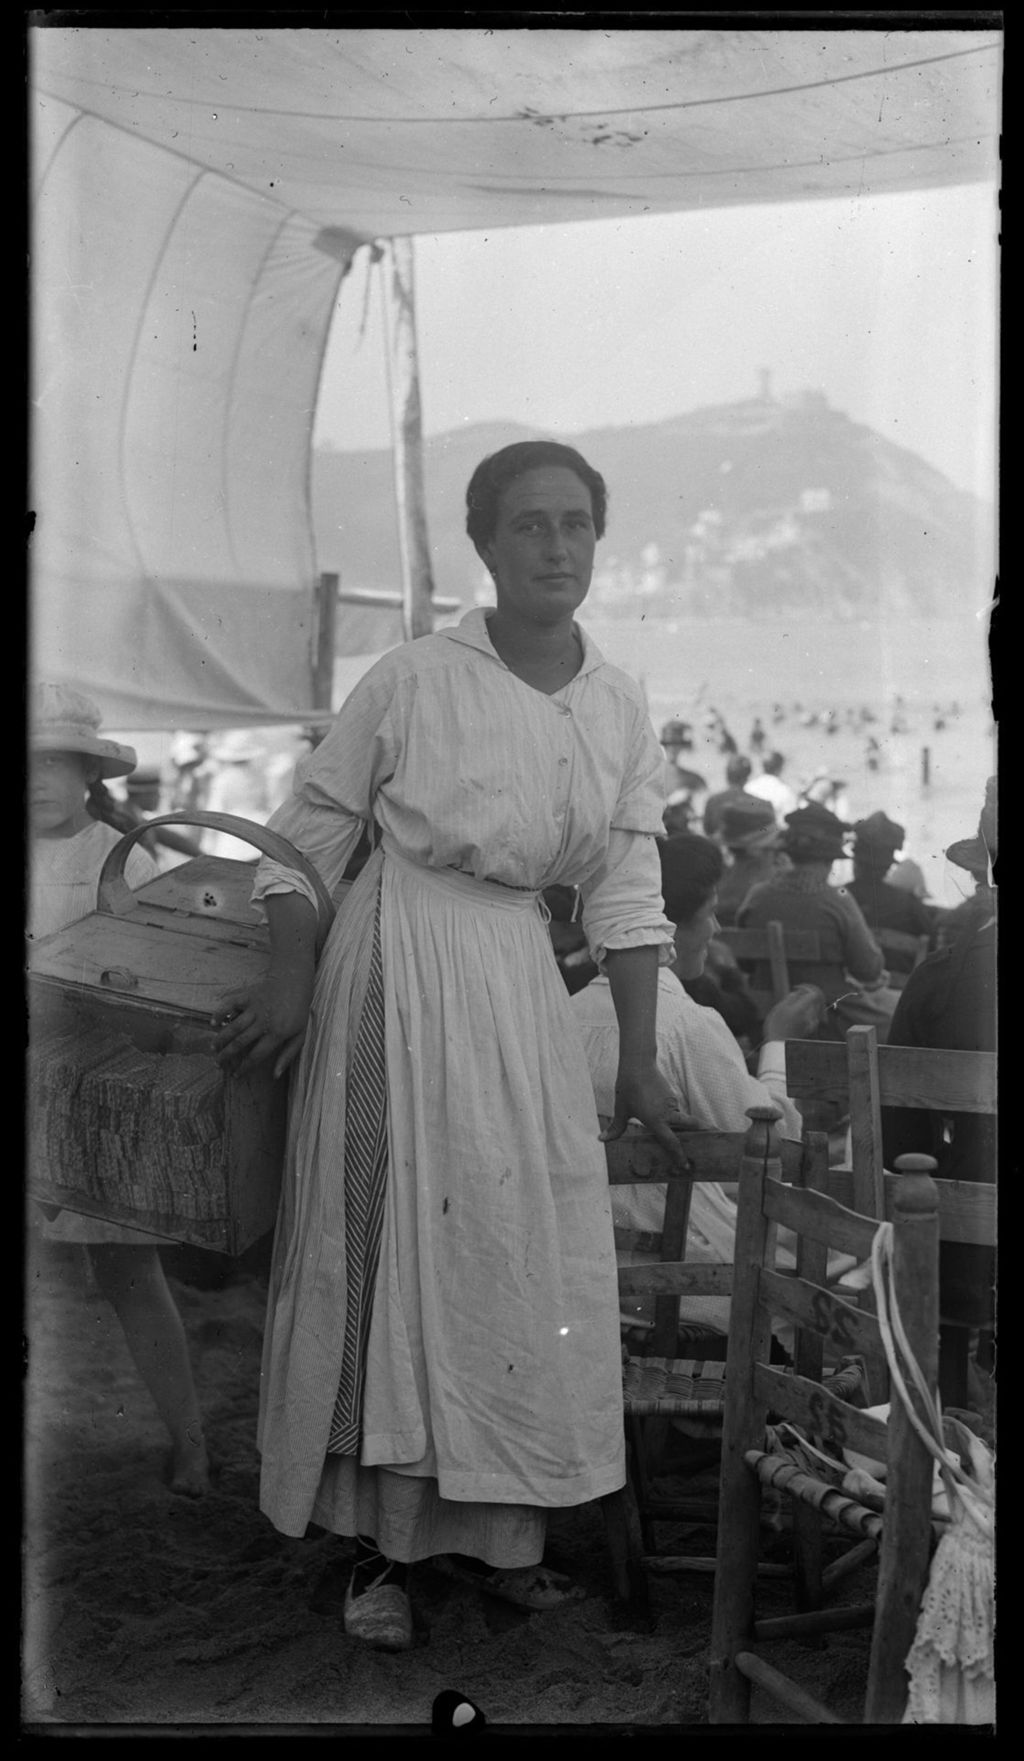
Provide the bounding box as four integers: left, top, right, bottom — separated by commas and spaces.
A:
380, 834, 548, 917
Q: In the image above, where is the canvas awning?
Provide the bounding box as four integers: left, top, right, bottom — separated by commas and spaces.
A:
29, 25, 1001, 729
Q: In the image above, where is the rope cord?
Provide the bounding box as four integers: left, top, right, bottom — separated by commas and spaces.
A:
869, 1223, 993, 1531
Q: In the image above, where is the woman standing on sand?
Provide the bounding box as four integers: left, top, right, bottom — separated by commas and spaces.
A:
214, 441, 688, 1650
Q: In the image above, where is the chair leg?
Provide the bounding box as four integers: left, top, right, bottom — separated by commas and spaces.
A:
599, 1481, 652, 1628
628, 1415, 659, 1555
791, 1501, 824, 1613
708, 1458, 764, 1723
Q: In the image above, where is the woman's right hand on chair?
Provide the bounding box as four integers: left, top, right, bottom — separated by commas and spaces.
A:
212, 966, 314, 1078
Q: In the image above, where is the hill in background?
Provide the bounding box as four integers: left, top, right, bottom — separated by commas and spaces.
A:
312, 388, 995, 654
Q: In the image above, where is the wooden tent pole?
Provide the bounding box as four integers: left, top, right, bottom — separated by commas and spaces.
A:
312, 571, 339, 711
385, 235, 435, 641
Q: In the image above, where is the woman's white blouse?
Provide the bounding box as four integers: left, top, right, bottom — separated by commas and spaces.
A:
254, 608, 673, 968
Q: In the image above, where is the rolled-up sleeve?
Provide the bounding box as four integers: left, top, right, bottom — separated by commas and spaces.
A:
580, 828, 674, 971
610, 707, 672, 836
579, 706, 673, 969
251, 657, 401, 910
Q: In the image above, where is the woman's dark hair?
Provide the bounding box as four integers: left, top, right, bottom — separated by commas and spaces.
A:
658, 831, 724, 925
465, 441, 607, 553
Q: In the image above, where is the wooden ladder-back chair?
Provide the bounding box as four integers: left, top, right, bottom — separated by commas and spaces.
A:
717, 920, 848, 1014
785, 1027, 996, 1407
715, 921, 795, 1012
708, 1109, 943, 1725
600, 1114, 841, 1626
874, 927, 931, 991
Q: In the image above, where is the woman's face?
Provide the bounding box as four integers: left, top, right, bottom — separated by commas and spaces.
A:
482, 467, 596, 627
673, 891, 721, 980
29, 750, 94, 837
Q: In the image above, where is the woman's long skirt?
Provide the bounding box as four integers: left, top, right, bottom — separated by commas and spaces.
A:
256, 841, 626, 1561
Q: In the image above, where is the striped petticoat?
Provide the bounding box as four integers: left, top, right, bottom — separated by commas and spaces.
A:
327, 885, 388, 1455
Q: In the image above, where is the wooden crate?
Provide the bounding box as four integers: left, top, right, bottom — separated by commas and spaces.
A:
26, 815, 337, 1256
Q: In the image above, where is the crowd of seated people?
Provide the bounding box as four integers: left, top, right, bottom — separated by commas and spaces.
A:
558, 703, 997, 1457
550, 748, 997, 1425
548, 832, 825, 1350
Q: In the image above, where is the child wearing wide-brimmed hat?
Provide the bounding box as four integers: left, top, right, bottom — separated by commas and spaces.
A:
28, 681, 211, 1496
29, 682, 159, 938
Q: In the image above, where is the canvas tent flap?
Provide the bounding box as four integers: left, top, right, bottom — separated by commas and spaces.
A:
31, 90, 363, 729
29, 26, 1001, 729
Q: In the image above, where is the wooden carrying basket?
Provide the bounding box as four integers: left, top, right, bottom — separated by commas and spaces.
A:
27, 812, 336, 1256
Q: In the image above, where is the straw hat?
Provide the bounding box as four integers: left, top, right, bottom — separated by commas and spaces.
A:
946, 776, 997, 879
29, 681, 138, 779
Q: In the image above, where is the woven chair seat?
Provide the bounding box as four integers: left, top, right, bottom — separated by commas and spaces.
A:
622, 1355, 728, 1416
622, 1350, 864, 1422
745, 1449, 885, 1543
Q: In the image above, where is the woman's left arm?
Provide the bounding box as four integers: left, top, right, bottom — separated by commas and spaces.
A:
834, 888, 885, 984
601, 944, 692, 1168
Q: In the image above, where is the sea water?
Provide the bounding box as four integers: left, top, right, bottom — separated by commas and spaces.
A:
116, 612, 996, 911
582, 612, 996, 910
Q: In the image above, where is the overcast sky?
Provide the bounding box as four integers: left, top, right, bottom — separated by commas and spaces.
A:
314, 181, 999, 502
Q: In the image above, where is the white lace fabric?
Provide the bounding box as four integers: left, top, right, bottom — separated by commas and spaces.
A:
865, 1222, 995, 1725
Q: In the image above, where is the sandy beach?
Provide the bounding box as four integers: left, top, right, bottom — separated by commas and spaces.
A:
25, 613, 994, 1732
23, 1232, 887, 1732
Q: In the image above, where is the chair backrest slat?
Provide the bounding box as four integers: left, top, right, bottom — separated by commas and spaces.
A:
618, 1261, 734, 1298
717, 921, 823, 1011
604, 1124, 804, 1185
717, 925, 822, 962
759, 1266, 885, 1376
785, 1037, 997, 1114
752, 1362, 892, 1463
764, 1175, 881, 1261
825, 1167, 996, 1247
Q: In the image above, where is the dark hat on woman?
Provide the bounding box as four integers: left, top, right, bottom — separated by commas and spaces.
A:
780, 803, 850, 862
719, 795, 779, 851
852, 811, 905, 855
946, 776, 997, 879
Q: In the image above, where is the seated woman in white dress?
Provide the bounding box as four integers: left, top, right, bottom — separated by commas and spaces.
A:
570, 830, 825, 1341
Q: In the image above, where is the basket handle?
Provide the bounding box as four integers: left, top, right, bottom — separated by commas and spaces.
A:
96, 811, 336, 957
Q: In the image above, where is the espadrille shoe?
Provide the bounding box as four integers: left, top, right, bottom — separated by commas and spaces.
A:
433, 1555, 584, 1611
342, 1576, 414, 1651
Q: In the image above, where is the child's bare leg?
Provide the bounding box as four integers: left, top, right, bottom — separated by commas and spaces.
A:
87, 1244, 210, 1495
